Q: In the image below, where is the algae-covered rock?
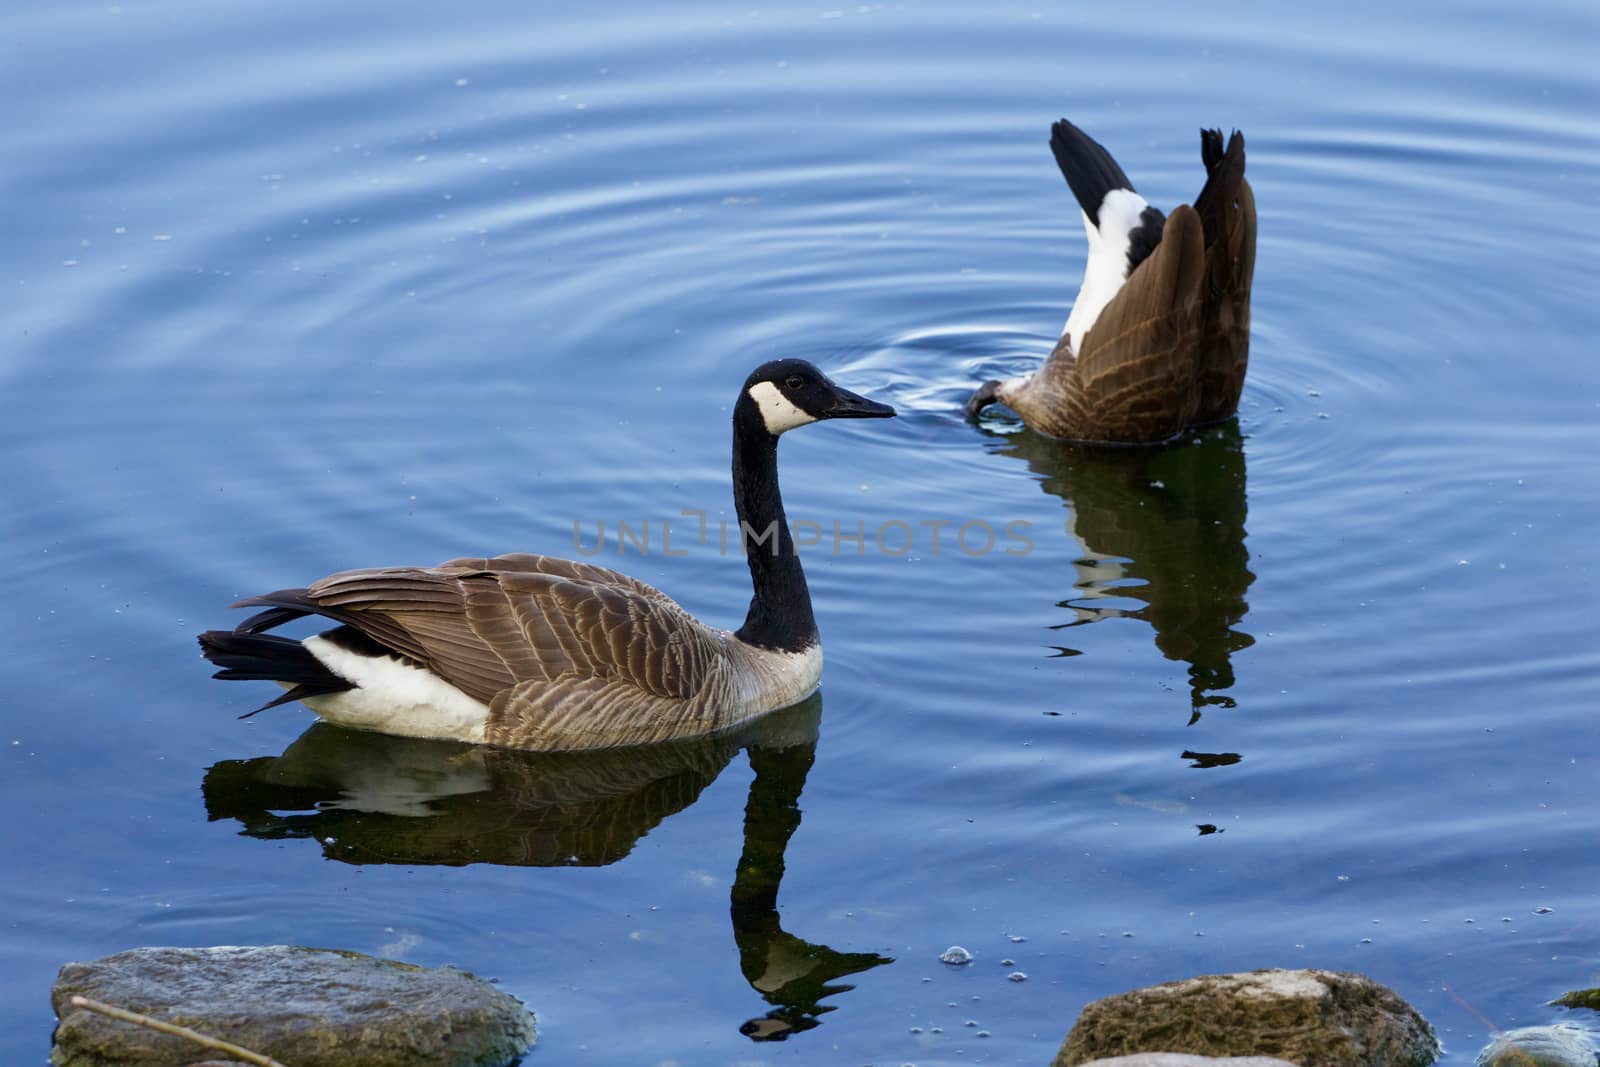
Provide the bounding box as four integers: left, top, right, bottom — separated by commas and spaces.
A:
1053, 968, 1438, 1067
51, 945, 535, 1067
1553, 989, 1600, 1012
1077, 1056, 1304, 1067
1476, 1025, 1599, 1067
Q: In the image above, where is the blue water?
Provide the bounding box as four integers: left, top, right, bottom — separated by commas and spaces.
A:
4, 0, 1598, 1063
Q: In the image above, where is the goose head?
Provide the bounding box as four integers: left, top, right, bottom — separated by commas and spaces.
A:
740, 359, 896, 436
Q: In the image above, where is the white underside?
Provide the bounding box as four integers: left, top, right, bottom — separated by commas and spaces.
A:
1061, 188, 1150, 351
296, 635, 490, 743
290, 633, 821, 746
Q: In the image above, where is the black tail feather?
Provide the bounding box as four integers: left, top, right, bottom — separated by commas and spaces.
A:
1050, 118, 1137, 227
1193, 129, 1246, 245
238, 684, 340, 719
198, 629, 351, 716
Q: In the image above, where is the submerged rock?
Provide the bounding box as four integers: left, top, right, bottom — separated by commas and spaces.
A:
1053, 968, 1438, 1067
51, 945, 535, 1067
1476, 1025, 1599, 1067
1076, 1057, 1303, 1067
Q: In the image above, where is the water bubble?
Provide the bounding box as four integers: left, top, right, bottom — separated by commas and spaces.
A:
939, 945, 973, 965
1007, 971, 1028, 982
1534, 906, 1554, 914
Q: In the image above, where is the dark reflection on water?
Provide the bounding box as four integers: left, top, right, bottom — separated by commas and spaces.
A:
995, 422, 1255, 727
730, 739, 893, 1041
202, 696, 890, 1040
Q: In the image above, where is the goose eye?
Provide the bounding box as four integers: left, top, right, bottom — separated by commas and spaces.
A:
784, 376, 804, 390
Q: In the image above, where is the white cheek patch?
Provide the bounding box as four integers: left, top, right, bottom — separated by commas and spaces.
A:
747, 380, 818, 435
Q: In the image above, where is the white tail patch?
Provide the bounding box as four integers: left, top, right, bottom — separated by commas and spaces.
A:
1062, 188, 1151, 349
299, 635, 490, 743
746, 380, 817, 434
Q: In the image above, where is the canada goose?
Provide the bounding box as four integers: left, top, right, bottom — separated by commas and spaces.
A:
198, 359, 895, 751
966, 119, 1257, 443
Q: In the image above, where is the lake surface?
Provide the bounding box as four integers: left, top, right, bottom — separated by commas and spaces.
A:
3, 0, 1597, 1063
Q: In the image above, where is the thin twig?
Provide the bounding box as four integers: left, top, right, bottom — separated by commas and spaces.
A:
1441, 983, 1499, 1034
66, 995, 289, 1067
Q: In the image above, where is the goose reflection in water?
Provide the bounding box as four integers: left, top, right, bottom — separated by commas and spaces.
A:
994, 422, 1254, 728
202, 696, 889, 1041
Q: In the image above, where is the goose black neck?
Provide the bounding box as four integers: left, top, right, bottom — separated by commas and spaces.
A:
731, 400, 817, 653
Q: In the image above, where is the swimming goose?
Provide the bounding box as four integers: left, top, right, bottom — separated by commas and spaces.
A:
966, 119, 1257, 443
198, 360, 895, 751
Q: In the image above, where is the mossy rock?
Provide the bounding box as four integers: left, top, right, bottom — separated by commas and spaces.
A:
1076, 1057, 1304, 1067
51, 945, 535, 1067
1553, 989, 1600, 1012
1054, 969, 1438, 1067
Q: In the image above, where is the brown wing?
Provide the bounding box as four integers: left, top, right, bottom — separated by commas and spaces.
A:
1026, 204, 1205, 442
437, 553, 680, 607
297, 559, 729, 708
1191, 131, 1256, 424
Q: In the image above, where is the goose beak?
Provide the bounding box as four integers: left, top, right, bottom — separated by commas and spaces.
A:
824, 385, 896, 420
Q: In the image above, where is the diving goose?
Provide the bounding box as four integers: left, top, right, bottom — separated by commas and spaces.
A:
966, 119, 1257, 443
198, 360, 895, 751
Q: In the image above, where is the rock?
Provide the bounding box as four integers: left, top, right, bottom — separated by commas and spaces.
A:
1476, 1025, 1599, 1067
1553, 989, 1600, 1011
51, 946, 536, 1067
1077, 1057, 1304, 1067
1053, 969, 1439, 1067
